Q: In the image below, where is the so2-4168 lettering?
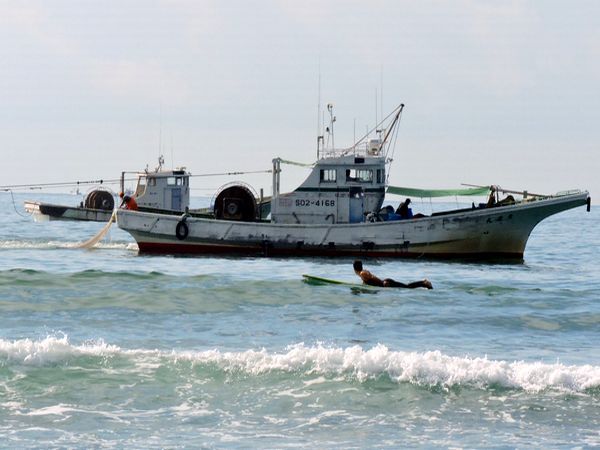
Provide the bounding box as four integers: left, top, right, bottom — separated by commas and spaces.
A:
295, 199, 335, 207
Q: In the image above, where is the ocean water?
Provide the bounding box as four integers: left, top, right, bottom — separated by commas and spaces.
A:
0, 192, 598, 448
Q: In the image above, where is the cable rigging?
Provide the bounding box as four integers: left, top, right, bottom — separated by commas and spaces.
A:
0, 168, 274, 192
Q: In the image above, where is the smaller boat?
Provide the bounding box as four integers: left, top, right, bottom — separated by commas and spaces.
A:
24, 159, 191, 222
24, 188, 116, 222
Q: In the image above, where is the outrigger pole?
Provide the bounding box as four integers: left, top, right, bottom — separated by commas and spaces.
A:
461, 183, 548, 199
380, 103, 404, 154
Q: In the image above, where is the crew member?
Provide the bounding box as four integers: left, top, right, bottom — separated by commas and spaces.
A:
396, 198, 413, 219
119, 192, 138, 210
486, 190, 496, 208
353, 260, 433, 289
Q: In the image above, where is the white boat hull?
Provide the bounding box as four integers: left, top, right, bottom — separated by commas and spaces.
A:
24, 201, 114, 222
116, 192, 589, 260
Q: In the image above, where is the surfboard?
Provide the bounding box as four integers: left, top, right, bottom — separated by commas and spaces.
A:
301, 274, 381, 292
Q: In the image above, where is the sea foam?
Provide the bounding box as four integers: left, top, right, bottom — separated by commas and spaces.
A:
176, 343, 600, 393
1, 337, 598, 393
0, 240, 131, 250
0, 335, 120, 365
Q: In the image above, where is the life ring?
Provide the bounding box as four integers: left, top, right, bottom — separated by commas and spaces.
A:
175, 221, 189, 240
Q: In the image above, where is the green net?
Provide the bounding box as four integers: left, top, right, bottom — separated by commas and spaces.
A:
386, 185, 491, 198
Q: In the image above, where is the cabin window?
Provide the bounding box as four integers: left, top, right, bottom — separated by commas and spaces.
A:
376, 169, 385, 184
320, 169, 337, 183
176, 177, 183, 186
346, 169, 373, 183
167, 177, 175, 185
148, 178, 156, 187
134, 177, 146, 197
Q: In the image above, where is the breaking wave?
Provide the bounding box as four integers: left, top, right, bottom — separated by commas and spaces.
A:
1, 336, 598, 394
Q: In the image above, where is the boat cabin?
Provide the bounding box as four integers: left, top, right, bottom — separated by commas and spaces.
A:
123, 168, 190, 212
271, 153, 387, 225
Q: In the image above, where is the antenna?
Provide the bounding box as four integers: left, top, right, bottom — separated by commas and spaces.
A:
327, 104, 335, 150
375, 88, 378, 129
380, 65, 384, 125
170, 132, 174, 170
158, 105, 163, 159
317, 59, 321, 159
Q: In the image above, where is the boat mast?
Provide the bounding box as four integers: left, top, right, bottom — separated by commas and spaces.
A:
272, 158, 281, 199
316, 65, 322, 160
380, 104, 404, 154
327, 103, 335, 150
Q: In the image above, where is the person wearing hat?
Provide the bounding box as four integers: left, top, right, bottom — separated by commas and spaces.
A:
119, 192, 138, 210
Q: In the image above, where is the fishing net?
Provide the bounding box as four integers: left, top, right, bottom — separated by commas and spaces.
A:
74, 211, 116, 249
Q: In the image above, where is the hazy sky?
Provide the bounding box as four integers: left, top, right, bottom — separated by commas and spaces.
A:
1, 0, 598, 198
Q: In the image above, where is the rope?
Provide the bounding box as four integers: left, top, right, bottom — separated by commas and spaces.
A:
188, 169, 273, 178
343, 104, 404, 155
0, 178, 122, 191
3, 190, 33, 218
0, 169, 274, 192
385, 114, 401, 185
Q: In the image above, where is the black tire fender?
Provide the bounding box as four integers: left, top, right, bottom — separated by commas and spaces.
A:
175, 220, 189, 240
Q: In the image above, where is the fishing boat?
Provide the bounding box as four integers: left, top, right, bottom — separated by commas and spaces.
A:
24, 159, 191, 222
116, 104, 590, 260
24, 189, 116, 222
